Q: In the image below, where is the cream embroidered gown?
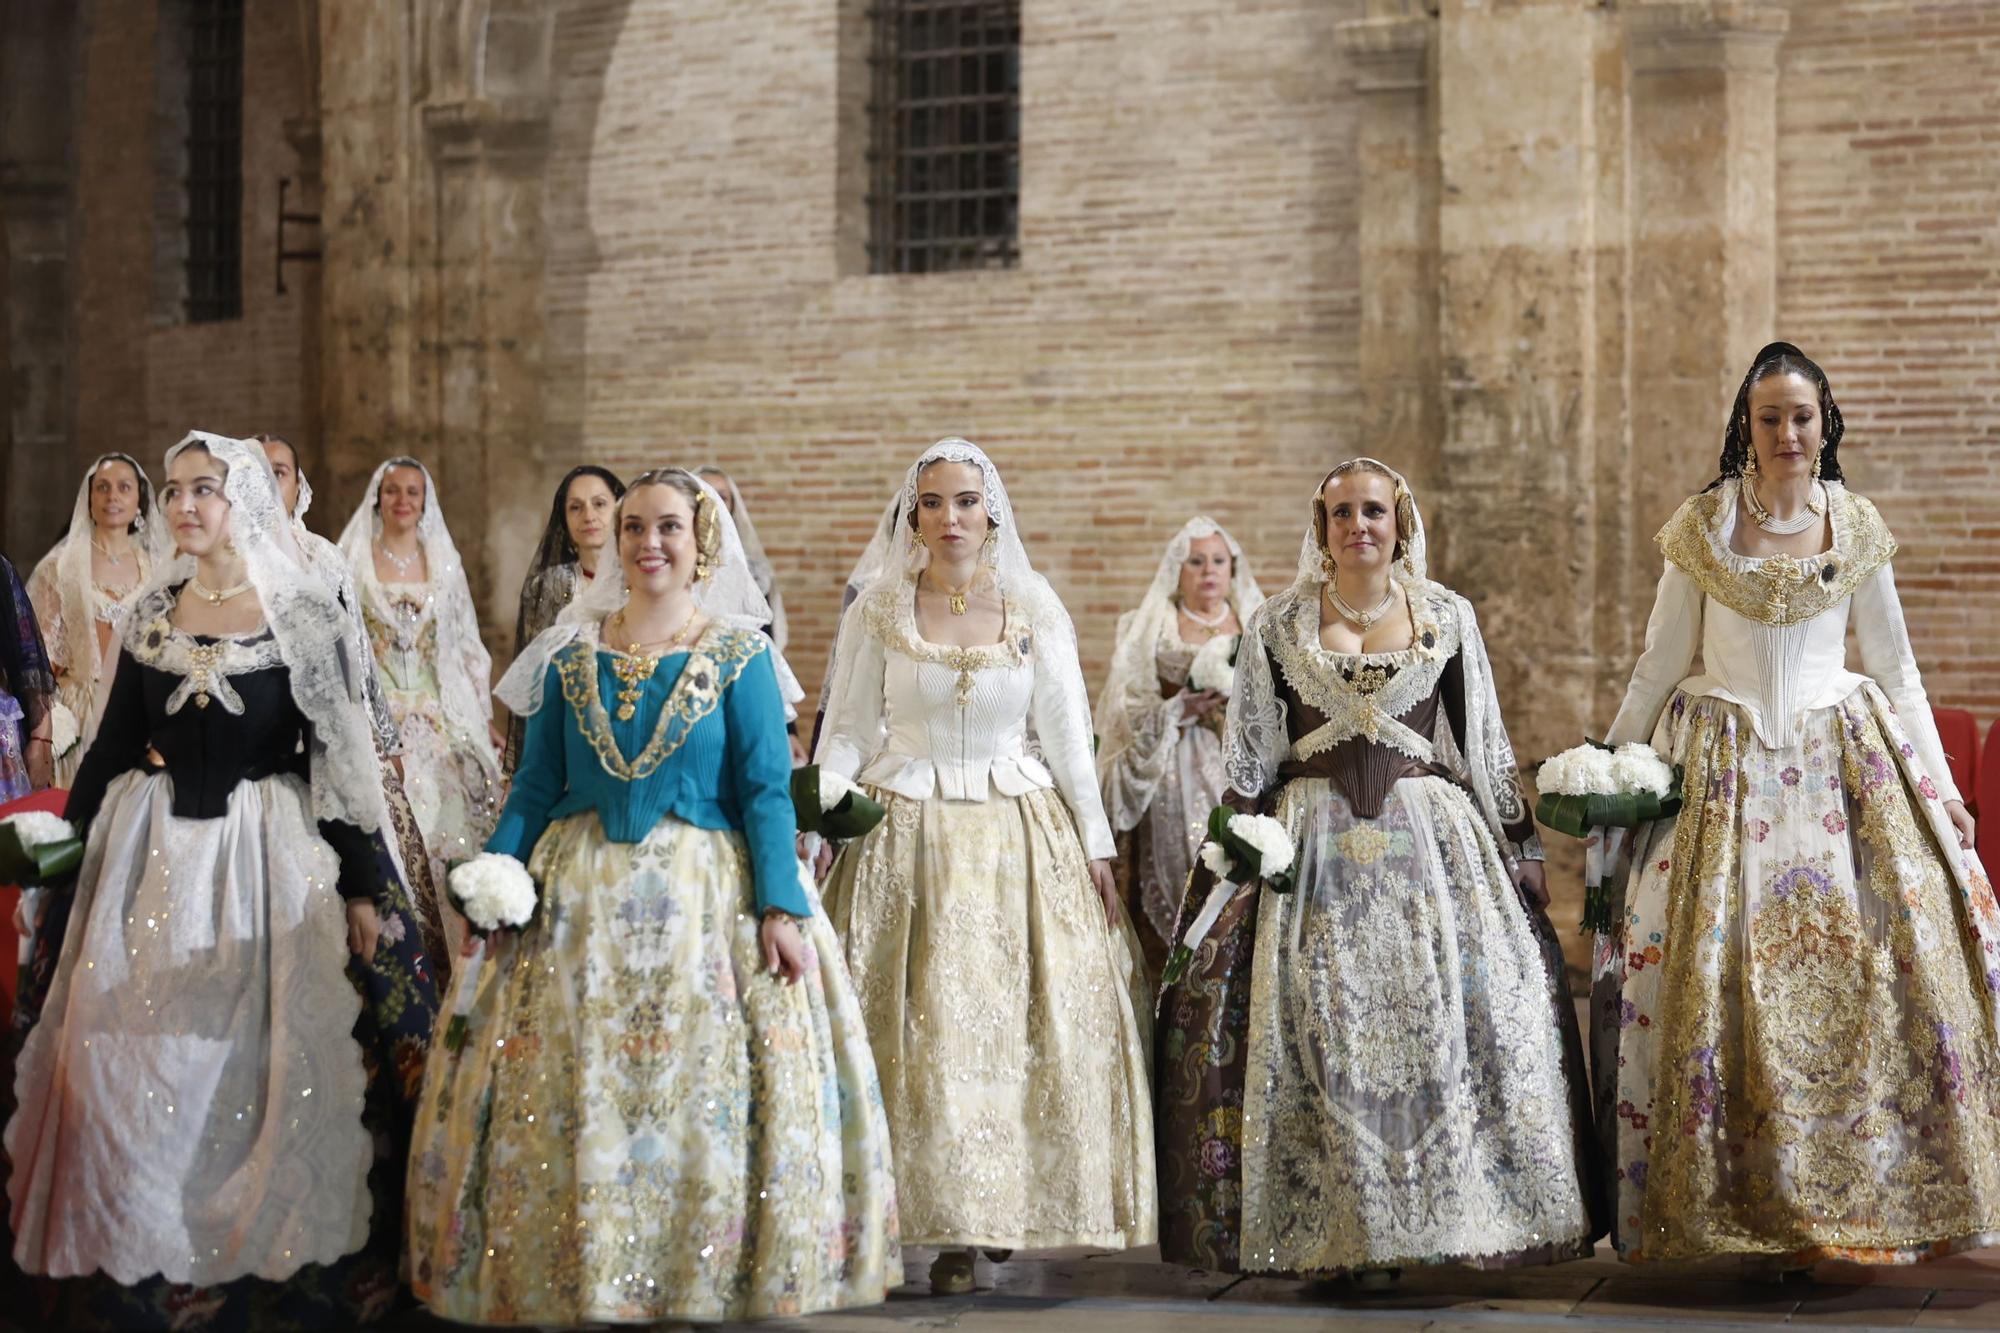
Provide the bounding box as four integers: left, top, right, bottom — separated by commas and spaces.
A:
1595, 480, 2000, 1264
817, 578, 1157, 1251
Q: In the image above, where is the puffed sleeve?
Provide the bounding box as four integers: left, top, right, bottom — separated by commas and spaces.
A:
812, 592, 889, 783
722, 646, 810, 916
486, 661, 569, 861
1606, 565, 1703, 747
1028, 607, 1117, 861
1854, 564, 1961, 804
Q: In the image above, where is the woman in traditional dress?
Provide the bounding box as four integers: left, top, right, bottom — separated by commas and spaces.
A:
1593, 342, 2000, 1268
0, 554, 55, 799
506, 465, 625, 771
816, 438, 1155, 1294
1155, 458, 1595, 1279
27, 454, 167, 785
338, 458, 502, 928
406, 468, 898, 1326
260, 433, 450, 969
4, 432, 439, 1331
1095, 517, 1263, 979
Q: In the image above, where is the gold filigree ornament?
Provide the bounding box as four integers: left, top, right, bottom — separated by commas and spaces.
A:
558, 625, 762, 782
1655, 484, 1895, 628
608, 649, 662, 722
187, 642, 222, 709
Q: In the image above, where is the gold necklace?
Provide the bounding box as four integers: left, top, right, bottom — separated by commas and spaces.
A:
190, 576, 253, 605
606, 610, 698, 720
928, 568, 978, 615
90, 535, 130, 568
1328, 581, 1395, 630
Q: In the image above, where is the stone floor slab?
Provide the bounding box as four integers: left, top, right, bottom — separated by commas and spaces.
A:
1912, 1286, 2000, 1326
1784, 1282, 1933, 1327
1577, 1276, 1802, 1323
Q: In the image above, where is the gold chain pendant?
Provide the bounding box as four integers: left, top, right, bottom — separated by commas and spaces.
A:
949, 591, 968, 615
188, 643, 221, 709
609, 651, 662, 721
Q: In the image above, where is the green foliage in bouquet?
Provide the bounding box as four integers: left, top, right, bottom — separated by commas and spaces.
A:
1205, 804, 1295, 896
0, 824, 84, 888
790, 764, 886, 842
1534, 739, 1684, 838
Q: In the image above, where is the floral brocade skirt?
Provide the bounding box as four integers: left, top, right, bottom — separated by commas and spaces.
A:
385, 686, 500, 959
821, 786, 1157, 1250
1593, 684, 2000, 1265
1156, 775, 1595, 1276
405, 812, 900, 1326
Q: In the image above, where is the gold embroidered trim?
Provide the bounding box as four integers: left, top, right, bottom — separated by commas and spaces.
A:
557, 624, 763, 782
1656, 485, 1898, 628
860, 578, 1031, 705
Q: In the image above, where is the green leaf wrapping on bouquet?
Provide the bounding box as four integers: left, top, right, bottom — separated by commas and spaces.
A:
0, 826, 84, 888
442, 1014, 470, 1053
789, 765, 887, 842
1534, 762, 1686, 839
1161, 942, 1194, 988
1203, 804, 1296, 896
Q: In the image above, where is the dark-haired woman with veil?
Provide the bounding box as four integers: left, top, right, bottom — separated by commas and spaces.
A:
1594, 342, 2000, 1268
505, 466, 624, 772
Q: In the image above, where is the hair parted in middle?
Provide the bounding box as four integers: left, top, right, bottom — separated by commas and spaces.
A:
620, 467, 722, 582
1313, 458, 1416, 571
1713, 340, 1846, 488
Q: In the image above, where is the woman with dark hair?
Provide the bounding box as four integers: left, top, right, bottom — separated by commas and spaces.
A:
1594, 341, 2000, 1268
0, 553, 55, 797
505, 466, 624, 771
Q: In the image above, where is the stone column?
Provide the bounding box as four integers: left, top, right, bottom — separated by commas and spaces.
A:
1623, 0, 1788, 538
1336, 6, 1440, 502
1429, 0, 1605, 762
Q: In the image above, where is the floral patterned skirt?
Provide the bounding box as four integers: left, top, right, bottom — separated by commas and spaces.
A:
1, 770, 438, 1331
1594, 685, 2000, 1265
406, 812, 899, 1326
821, 786, 1157, 1250
386, 686, 500, 956
1240, 776, 1594, 1276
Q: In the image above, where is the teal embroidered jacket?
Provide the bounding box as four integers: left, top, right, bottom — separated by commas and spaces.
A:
486, 624, 809, 916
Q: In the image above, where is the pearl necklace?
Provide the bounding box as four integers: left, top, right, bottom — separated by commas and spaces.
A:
1328, 581, 1396, 630
1179, 600, 1231, 630
1745, 479, 1825, 536
376, 540, 421, 578
90, 535, 130, 569
190, 576, 253, 605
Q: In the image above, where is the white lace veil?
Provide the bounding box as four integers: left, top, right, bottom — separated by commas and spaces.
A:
1094, 516, 1264, 832
693, 464, 789, 652
129, 432, 392, 834
28, 452, 169, 687
497, 469, 804, 717
337, 457, 495, 744
1290, 456, 1428, 587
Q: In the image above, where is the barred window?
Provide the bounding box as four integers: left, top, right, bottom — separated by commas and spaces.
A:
866, 0, 1020, 274
183, 0, 243, 323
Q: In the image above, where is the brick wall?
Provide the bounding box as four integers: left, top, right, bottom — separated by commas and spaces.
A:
1777, 0, 2000, 731
537, 0, 1363, 705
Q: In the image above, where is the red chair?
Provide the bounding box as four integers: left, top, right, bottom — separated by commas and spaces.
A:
1934, 707, 1980, 816
1981, 720, 2000, 876
0, 787, 69, 1025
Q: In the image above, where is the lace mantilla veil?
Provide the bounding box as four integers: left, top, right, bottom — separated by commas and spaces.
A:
693, 464, 789, 652
813, 437, 1094, 767
497, 470, 805, 718
1222, 456, 1535, 858
28, 452, 170, 691
336, 457, 495, 747
126, 432, 392, 834
1094, 516, 1264, 833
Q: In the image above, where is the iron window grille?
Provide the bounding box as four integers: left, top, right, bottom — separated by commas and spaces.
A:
184, 0, 243, 322
866, 0, 1021, 274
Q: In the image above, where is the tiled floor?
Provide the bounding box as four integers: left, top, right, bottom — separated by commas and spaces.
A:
386, 1242, 2000, 1330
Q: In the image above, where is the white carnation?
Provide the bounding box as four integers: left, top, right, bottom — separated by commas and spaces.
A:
1611, 743, 1674, 796
818, 769, 858, 812
0, 811, 74, 848
1198, 838, 1234, 883
1537, 744, 1618, 797
1188, 635, 1236, 696
448, 852, 537, 932
49, 703, 80, 759
1227, 813, 1294, 876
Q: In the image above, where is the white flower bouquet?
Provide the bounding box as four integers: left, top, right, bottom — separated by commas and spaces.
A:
446, 852, 539, 936
1187, 634, 1238, 697
0, 810, 83, 887
1535, 739, 1683, 932
48, 702, 80, 759
1162, 806, 1296, 986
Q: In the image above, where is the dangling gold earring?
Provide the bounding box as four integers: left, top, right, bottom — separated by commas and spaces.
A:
1810, 447, 1823, 480
909, 530, 924, 554
1742, 445, 1759, 478
1319, 547, 1336, 581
